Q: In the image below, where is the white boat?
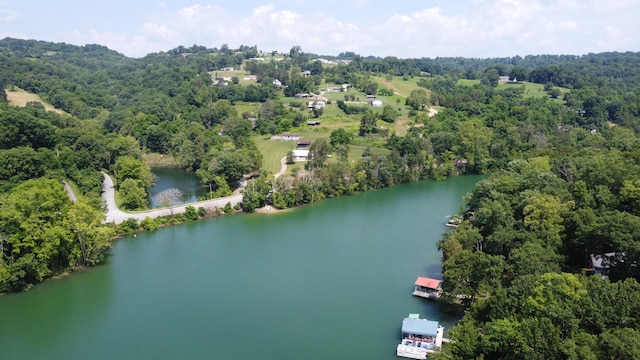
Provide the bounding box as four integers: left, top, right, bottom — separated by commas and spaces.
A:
445, 216, 462, 228
396, 314, 444, 359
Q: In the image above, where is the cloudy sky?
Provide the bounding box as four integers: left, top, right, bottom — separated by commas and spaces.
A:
1, 0, 639, 58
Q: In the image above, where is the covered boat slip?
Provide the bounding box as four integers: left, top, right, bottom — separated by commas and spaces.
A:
396, 314, 444, 359
412, 277, 442, 300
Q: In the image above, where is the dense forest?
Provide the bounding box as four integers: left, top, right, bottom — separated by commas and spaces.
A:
1, 37, 640, 357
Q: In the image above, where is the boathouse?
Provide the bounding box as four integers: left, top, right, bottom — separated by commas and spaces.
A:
412, 277, 442, 300
397, 314, 444, 359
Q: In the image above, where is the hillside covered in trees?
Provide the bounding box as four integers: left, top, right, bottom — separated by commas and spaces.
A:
1, 38, 640, 357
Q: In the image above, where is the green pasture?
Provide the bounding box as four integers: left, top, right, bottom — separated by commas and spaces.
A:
234, 101, 260, 116
5, 87, 68, 115
457, 79, 480, 86
209, 69, 258, 85
254, 136, 297, 174
348, 145, 391, 161
458, 79, 569, 102
254, 132, 330, 174
372, 75, 423, 98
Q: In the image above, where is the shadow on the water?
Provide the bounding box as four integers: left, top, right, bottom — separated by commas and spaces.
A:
431, 298, 465, 320
420, 263, 444, 278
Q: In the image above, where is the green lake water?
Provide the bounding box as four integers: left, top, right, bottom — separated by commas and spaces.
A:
0, 175, 482, 360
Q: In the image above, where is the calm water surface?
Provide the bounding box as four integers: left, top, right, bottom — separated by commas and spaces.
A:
0, 175, 482, 360
148, 167, 208, 208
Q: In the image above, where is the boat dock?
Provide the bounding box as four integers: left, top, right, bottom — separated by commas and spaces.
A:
412, 277, 443, 300
396, 314, 444, 359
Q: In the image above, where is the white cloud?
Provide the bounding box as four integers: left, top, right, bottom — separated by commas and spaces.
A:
0, 0, 19, 22
368, 0, 640, 57
28, 0, 640, 58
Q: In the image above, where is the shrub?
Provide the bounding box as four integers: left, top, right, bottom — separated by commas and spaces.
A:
140, 217, 158, 232
120, 218, 139, 232
224, 202, 233, 213
197, 207, 207, 217
184, 206, 198, 221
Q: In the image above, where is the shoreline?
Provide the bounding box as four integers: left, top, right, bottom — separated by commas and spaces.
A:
253, 205, 286, 214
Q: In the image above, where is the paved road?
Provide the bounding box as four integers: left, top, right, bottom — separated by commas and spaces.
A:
62, 181, 78, 202
102, 172, 243, 225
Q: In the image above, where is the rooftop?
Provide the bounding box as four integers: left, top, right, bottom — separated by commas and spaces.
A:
402, 316, 439, 337
415, 277, 442, 290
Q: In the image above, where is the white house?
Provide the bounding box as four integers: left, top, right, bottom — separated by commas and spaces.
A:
370, 99, 383, 107
314, 101, 326, 109
272, 79, 282, 87
291, 149, 310, 161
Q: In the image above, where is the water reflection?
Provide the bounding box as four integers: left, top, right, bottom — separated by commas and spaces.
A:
148, 167, 208, 208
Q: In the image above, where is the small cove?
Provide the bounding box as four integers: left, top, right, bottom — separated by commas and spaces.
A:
148, 167, 208, 208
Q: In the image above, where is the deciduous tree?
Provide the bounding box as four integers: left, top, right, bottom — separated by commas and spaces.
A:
406, 89, 428, 110
156, 188, 183, 216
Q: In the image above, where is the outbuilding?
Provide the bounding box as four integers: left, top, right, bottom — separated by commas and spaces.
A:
291, 149, 310, 161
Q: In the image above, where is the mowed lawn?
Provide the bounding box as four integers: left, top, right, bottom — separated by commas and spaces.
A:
348, 145, 391, 161
5, 87, 67, 115
254, 132, 330, 174
498, 81, 569, 102
254, 129, 393, 175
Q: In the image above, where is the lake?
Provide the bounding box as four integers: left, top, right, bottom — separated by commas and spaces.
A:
0, 175, 482, 359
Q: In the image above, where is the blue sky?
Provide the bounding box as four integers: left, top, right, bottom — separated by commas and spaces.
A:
2, 0, 639, 58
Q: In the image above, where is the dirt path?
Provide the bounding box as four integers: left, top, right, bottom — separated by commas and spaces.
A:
274, 157, 287, 178
101, 172, 243, 225
375, 77, 404, 97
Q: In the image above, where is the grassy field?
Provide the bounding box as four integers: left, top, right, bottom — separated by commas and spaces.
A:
372, 75, 423, 98
253, 137, 295, 174
234, 101, 261, 116
457, 80, 568, 102
254, 126, 397, 175
5, 87, 67, 114
348, 144, 391, 161
251, 76, 428, 174
253, 132, 331, 174
457, 79, 480, 86
209, 69, 258, 85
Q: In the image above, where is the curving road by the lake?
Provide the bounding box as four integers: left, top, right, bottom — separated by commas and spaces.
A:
102, 172, 243, 224
101, 159, 288, 224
